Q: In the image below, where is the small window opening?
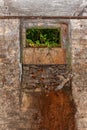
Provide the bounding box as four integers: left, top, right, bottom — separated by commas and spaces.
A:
26, 28, 61, 47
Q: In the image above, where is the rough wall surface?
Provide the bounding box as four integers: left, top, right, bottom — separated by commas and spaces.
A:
70, 19, 87, 130
23, 48, 66, 64
22, 64, 70, 91
0, 0, 87, 130
0, 0, 84, 16
0, 19, 20, 130
21, 64, 76, 130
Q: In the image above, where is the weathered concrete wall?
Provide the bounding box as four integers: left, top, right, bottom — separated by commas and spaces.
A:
70, 19, 87, 130
0, 19, 20, 130
0, 0, 84, 16
4, 0, 82, 16
1, 0, 87, 16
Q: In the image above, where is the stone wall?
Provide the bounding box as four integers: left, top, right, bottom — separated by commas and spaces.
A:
0, 19, 87, 130
0, 0, 87, 17
21, 64, 76, 130
70, 19, 87, 130
20, 18, 87, 130
0, 0, 83, 16
0, 18, 87, 130
21, 19, 69, 65
23, 48, 66, 64
22, 64, 70, 92
0, 0, 87, 130
0, 19, 20, 130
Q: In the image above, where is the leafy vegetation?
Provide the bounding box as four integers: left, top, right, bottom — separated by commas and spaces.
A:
26, 28, 61, 47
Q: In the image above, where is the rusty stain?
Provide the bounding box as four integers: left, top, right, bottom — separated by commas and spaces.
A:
38, 90, 76, 130
0, 16, 87, 19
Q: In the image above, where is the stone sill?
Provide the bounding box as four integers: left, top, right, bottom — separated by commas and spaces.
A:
23, 48, 66, 64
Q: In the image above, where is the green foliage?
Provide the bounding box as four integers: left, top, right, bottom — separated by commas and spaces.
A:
26, 28, 61, 47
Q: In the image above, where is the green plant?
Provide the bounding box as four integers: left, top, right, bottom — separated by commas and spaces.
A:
26, 28, 61, 47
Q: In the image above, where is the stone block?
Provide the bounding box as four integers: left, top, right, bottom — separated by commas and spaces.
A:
23, 48, 66, 64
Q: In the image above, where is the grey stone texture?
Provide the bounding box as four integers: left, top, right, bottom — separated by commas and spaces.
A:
70, 19, 87, 130
0, 19, 21, 130
4, 0, 82, 16
0, 0, 85, 16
